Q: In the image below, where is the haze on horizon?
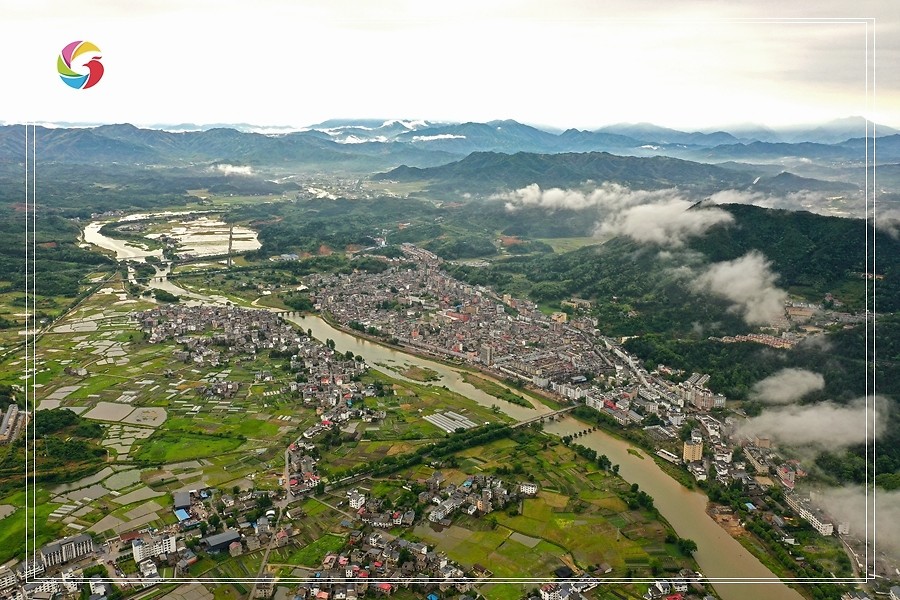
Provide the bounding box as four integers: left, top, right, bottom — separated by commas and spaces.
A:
2, 0, 897, 131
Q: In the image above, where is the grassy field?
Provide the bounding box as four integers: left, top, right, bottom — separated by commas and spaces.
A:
341, 369, 509, 450
461, 372, 532, 407
0, 489, 64, 563
132, 431, 245, 464
284, 534, 347, 567
536, 237, 604, 253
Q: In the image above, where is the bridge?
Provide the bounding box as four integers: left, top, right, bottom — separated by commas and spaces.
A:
512, 405, 578, 428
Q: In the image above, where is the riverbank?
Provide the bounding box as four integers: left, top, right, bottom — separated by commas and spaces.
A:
285, 312, 804, 600
318, 311, 565, 411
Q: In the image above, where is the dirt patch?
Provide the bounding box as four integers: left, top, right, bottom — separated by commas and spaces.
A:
500, 236, 522, 247
122, 407, 167, 427
709, 506, 746, 537
83, 402, 134, 422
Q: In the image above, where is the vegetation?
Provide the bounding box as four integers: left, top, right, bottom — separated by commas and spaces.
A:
462, 373, 531, 407
0, 409, 106, 495
132, 431, 245, 464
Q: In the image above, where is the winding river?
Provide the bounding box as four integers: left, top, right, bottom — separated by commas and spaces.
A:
83, 219, 804, 600
283, 316, 804, 600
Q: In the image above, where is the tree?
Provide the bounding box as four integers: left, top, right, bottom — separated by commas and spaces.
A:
677, 537, 698, 555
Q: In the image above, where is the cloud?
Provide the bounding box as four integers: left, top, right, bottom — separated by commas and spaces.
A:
492, 183, 732, 246
749, 368, 825, 404
796, 333, 834, 353
709, 188, 865, 218
874, 208, 900, 239
693, 251, 788, 325
214, 164, 253, 176
596, 198, 734, 247
735, 396, 888, 450
411, 134, 466, 141
492, 182, 682, 212
812, 485, 900, 559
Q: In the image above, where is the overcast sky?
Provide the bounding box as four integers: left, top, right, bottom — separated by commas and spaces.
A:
3, 0, 897, 130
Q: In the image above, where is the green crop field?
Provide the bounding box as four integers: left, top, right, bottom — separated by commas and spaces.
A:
0, 489, 64, 563
132, 432, 245, 464
284, 534, 347, 567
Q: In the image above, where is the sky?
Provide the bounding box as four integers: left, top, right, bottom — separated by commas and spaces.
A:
2, 0, 897, 130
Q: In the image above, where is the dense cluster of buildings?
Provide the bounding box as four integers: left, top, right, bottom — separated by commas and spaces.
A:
417, 471, 536, 525
135, 304, 307, 363
277, 533, 472, 599
308, 246, 628, 395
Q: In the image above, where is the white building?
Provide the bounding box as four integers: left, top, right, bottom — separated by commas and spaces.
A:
520, 482, 538, 495
40, 534, 94, 567
785, 493, 834, 536
349, 493, 366, 510
132, 534, 177, 562
0, 567, 16, 590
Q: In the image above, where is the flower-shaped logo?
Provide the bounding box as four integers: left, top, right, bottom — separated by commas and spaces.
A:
58, 41, 103, 89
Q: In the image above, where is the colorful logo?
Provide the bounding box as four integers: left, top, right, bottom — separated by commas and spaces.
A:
58, 41, 103, 89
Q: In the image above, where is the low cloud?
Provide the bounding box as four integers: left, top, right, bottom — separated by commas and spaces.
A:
874, 208, 900, 239
709, 189, 865, 218
493, 182, 678, 212
749, 368, 825, 404
492, 183, 732, 246
813, 485, 900, 559
214, 164, 253, 176
735, 396, 887, 450
596, 198, 734, 247
411, 134, 466, 142
692, 251, 787, 325
796, 334, 834, 353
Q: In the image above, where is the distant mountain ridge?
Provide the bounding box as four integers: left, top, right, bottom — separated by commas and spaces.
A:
0, 118, 897, 174
374, 151, 755, 194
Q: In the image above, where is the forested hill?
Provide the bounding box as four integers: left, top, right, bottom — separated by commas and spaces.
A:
375, 151, 755, 194
448, 204, 896, 336
690, 204, 898, 310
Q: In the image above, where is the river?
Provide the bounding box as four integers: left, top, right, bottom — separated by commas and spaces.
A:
83, 221, 163, 261
283, 314, 805, 600
284, 314, 550, 423
82, 219, 804, 600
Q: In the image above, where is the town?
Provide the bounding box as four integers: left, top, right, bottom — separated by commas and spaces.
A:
2, 245, 886, 600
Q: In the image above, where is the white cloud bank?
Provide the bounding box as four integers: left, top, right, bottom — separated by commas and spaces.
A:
692, 251, 788, 325
735, 396, 888, 450
749, 368, 826, 404
492, 182, 733, 247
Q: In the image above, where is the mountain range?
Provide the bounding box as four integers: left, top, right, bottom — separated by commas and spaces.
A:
1, 117, 897, 168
